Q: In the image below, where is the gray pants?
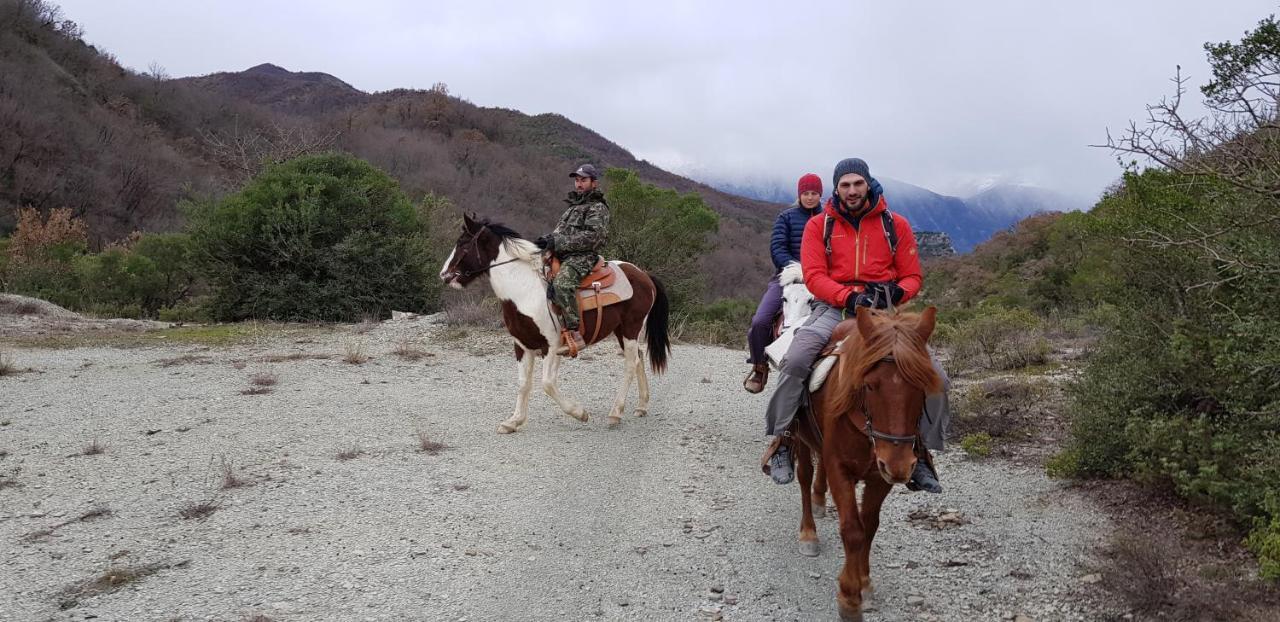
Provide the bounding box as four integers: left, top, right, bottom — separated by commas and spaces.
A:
764, 301, 950, 450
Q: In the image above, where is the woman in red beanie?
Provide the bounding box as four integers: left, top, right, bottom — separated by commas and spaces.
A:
744, 173, 825, 393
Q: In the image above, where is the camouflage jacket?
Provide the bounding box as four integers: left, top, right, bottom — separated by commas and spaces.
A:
551, 189, 609, 256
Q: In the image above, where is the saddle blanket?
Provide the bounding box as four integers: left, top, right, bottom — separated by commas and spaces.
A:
577, 261, 634, 311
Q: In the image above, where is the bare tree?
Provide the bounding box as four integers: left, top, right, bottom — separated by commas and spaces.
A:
201, 120, 341, 183
1098, 18, 1280, 292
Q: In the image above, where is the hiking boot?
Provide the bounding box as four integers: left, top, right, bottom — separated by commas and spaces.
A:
556, 330, 587, 357
906, 460, 942, 493
768, 444, 794, 485
743, 363, 770, 394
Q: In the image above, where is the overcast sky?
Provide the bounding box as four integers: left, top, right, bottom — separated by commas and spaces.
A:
56, 0, 1279, 203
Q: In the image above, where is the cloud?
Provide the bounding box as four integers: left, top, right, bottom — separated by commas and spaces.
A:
58, 0, 1279, 203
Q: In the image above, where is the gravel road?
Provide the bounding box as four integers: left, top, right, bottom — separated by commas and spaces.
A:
1, 316, 1124, 621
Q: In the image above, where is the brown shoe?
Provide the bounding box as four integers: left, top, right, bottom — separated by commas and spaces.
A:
743, 363, 770, 393
556, 330, 587, 357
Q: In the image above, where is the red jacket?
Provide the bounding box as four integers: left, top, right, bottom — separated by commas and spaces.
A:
800, 196, 923, 308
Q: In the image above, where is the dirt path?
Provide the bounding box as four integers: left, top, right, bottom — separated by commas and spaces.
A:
1, 318, 1124, 621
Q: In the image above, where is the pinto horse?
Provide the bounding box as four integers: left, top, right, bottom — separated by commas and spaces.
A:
438, 214, 671, 433
791, 306, 942, 622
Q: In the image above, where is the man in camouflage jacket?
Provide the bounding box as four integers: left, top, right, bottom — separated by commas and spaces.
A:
534, 164, 610, 356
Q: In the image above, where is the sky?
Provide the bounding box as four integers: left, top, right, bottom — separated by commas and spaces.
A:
55, 0, 1280, 204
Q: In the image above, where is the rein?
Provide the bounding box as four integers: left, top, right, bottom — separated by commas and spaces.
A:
856, 356, 919, 448
453, 226, 528, 279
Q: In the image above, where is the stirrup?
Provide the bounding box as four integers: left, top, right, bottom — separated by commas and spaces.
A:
558, 330, 582, 357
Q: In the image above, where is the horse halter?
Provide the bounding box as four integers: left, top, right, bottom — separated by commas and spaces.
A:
451, 225, 521, 280
858, 356, 919, 448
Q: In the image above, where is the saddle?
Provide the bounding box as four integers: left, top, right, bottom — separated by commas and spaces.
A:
548, 256, 617, 290
545, 256, 635, 347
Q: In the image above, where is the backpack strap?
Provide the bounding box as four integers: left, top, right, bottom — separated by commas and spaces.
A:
827, 210, 899, 256
881, 209, 898, 256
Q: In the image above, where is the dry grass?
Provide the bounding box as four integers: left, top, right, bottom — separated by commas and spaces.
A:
58, 560, 189, 610
342, 339, 369, 364
1, 467, 21, 490
1100, 525, 1280, 620
336, 446, 365, 461
81, 438, 107, 456
0, 349, 20, 376
154, 354, 213, 367
21, 506, 113, 542
352, 316, 379, 334
391, 338, 432, 362
255, 352, 330, 363
177, 495, 220, 521
415, 431, 449, 455
219, 456, 250, 490
249, 371, 278, 387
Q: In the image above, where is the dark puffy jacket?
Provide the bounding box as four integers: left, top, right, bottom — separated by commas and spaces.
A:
770, 202, 821, 271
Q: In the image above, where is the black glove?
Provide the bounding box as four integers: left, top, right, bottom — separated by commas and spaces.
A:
845, 292, 873, 313
863, 281, 905, 309
533, 235, 554, 251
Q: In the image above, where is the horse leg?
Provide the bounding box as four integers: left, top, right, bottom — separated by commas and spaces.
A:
497, 348, 537, 434
857, 475, 893, 596
826, 462, 868, 622
632, 337, 650, 417
541, 352, 587, 422
812, 457, 829, 518
796, 443, 821, 557
606, 338, 639, 427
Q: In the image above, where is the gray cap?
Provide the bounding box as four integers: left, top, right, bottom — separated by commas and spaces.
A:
570, 164, 599, 179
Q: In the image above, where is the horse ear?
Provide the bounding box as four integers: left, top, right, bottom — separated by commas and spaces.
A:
855, 305, 876, 340
916, 306, 937, 342
462, 212, 476, 228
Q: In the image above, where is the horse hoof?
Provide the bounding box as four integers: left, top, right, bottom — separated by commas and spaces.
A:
797, 539, 820, 557
607, 416, 622, 429
496, 422, 519, 434
837, 607, 863, 622
633, 408, 648, 417
569, 409, 588, 422
812, 504, 827, 519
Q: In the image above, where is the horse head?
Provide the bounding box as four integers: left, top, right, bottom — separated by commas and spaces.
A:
839, 306, 941, 484
438, 213, 509, 289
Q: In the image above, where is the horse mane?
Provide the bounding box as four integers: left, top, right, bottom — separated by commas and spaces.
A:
475, 217, 539, 262
778, 262, 804, 286
827, 309, 941, 416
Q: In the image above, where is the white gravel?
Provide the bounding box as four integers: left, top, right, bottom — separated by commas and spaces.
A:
0, 317, 1125, 621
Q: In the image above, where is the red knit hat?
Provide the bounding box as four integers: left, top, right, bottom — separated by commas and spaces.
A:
797, 173, 822, 197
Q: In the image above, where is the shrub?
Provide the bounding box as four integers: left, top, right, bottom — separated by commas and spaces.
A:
960, 432, 993, 458
186, 153, 436, 321
602, 168, 719, 310
950, 306, 1049, 372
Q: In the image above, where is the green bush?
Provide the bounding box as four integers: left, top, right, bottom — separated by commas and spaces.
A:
676, 298, 755, 348
950, 306, 1049, 372
960, 432, 994, 458
186, 152, 437, 321
602, 168, 718, 311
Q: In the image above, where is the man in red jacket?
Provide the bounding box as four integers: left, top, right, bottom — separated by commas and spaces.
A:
763, 157, 948, 492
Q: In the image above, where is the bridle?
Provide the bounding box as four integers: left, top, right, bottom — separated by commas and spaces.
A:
449, 225, 523, 280
857, 356, 919, 448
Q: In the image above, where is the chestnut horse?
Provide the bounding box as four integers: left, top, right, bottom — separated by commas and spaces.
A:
438, 214, 671, 433
791, 306, 942, 622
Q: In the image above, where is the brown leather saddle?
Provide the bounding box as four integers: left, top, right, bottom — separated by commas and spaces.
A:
547, 256, 616, 289
545, 255, 625, 347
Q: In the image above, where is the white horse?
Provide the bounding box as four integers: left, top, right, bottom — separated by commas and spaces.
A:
764, 262, 815, 368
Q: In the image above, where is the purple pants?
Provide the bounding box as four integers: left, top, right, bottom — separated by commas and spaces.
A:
747, 278, 784, 365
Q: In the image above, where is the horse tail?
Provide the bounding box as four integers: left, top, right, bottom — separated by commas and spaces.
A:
645, 275, 672, 375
